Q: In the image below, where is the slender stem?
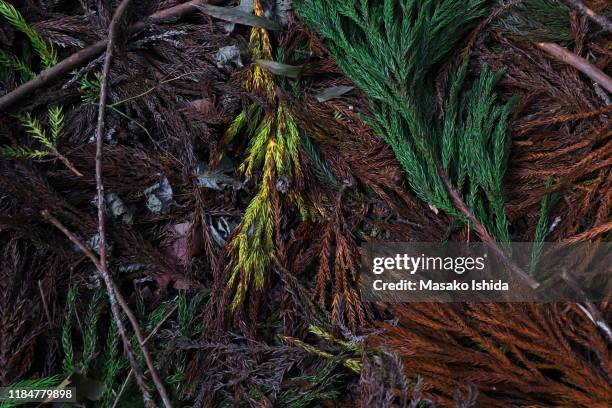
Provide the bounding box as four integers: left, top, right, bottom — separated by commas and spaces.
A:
40, 210, 156, 407
48, 146, 83, 177
94, 1, 173, 407
109, 71, 200, 107
537, 42, 612, 93
563, 0, 612, 33
112, 303, 179, 408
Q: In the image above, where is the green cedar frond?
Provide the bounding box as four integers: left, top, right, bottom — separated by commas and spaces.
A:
530, 178, 561, 274
20, 113, 53, 148
0, 1, 57, 68
80, 288, 104, 375
297, 0, 487, 214
0, 49, 35, 82
48, 106, 64, 144
0, 144, 49, 158
4, 107, 64, 161
452, 64, 518, 243
274, 357, 346, 407
146, 301, 174, 333
178, 290, 207, 338
61, 285, 77, 375
101, 320, 128, 407
300, 132, 340, 187
79, 73, 102, 103
0, 375, 63, 408
298, 0, 516, 242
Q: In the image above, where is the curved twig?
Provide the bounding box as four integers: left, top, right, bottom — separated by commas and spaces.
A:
95, 1, 173, 407
537, 42, 612, 93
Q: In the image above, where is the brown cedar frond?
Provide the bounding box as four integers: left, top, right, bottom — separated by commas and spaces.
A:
371, 302, 612, 407
314, 204, 367, 332
0, 235, 64, 385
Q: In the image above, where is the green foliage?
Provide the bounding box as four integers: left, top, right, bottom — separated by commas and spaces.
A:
0, 375, 63, 408
300, 132, 340, 187
61, 285, 77, 375
0, 50, 35, 82
0, 106, 77, 175
80, 289, 105, 375
530, 178, 560, 274
178, 290, 207, 338
0, 144, 48, 159
272, 357, 346, 408
227, 103, 304, 310
442, 62, 518, 243
297, 0, 516, 241
79, 73, 103, 103
165, 291, 208, 392
0, 1, 57, 69
100, 319, 128, 407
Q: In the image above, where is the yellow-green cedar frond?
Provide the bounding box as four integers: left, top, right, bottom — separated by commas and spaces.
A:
246, 61, 276, 101
20, 113, 53, 148
224, 110, 248, 143
48, 106, 64, 144
249, 0, 273, 61
278, 334, 362, 374
0, 49, 35, 82
228, 140, 277, 310
0, 144, 49, 159
228, 183, 275, 309
308, 325, 359, 351
239, 111, 274, 176
224, 0, 308, 312
244, 0, 275, 100
273, 104, 301, 178
0, 1, 57, 68
292, 192, 319, 221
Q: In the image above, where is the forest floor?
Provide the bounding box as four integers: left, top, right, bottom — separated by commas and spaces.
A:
0, 1, 610, 407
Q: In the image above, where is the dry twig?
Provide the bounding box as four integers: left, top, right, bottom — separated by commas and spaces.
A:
41, 210, 156, 407
112, 304, 179, 408
537, 42, 612, 93
94, 0, 173, 407
563, 0, 612, 33
438, 168, 541, 289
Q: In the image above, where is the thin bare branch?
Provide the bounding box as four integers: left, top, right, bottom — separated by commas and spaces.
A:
112, 303, 179, 408
437, 168, 541, 290
40, 210, 156, 407
94, 1, 173, 407
537, 42, 612, 93
563, 0, 612, 33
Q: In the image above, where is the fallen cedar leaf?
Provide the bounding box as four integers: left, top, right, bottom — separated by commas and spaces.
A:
196, 160, 242, 191
314, 85, 354, 102
196, 4, 281, 31
213, 45, 244, 69
154, 272, 204, 292
144, 175, 174, 214
105, 192, 134, 225
255, 59, 302, 78
161, 222, 203, 265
